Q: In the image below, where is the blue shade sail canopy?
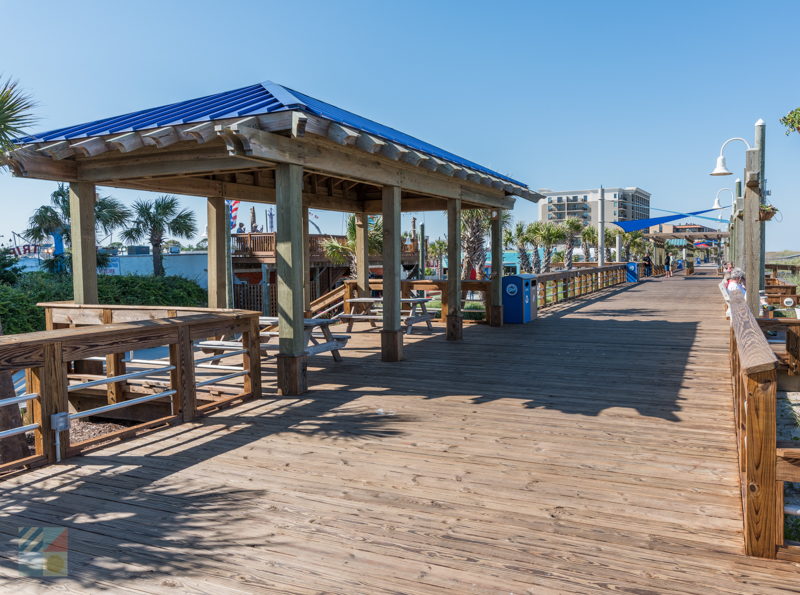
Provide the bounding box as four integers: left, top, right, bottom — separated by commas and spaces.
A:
612, 208, 721, 233
16, 81, 525, 187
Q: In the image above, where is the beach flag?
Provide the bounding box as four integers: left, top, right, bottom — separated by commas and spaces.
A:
226, 200, 240, 229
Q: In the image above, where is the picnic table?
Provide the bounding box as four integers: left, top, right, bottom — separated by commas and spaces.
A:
258, 316, 349, 361
198, 317, 349, 362
340, 297, 434, 334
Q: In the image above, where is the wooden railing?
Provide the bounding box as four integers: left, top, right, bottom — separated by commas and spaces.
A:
728, 290, 800, 560
0, 305, 260, 477
232, 232, 351, 259
335, 265, 630, 322
767, 263, 800, 276
536, 265, 627, 308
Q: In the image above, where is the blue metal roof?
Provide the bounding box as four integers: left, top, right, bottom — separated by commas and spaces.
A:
17, 81, 525, 187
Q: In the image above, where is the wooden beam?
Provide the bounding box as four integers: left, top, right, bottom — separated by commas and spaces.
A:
355, 212, 370, 296
381, 186, 403, 362
381, 142, 409, 161
78, 146, 258, 182
70, 137, 109, 157
5, 151, 77, 181
276, 164, 306, 357
221, 124, 510, 208
69, 182, 98, 304
38, 140, 74, 160
302, 206, 311, 311
490, 209, 504, 326
106, 132, 145, 153
447, 198, 463, 340
327, 122, 359, 146
206, 197, 228, 309
356, 133, 385, 154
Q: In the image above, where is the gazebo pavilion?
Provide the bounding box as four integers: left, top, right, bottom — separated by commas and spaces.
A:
4, 81, 540, 394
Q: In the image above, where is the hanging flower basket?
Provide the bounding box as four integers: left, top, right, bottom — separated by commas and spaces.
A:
759, 205, 778, 221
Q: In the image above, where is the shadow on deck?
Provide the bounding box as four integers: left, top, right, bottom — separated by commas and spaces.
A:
2, 267, 797, 592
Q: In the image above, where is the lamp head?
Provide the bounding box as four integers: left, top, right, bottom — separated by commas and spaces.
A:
712, 197, 722, 209
710, 155, 733, 176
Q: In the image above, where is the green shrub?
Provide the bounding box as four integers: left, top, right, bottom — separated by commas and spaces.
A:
0, 285, 46, 334
3, 273, 207, 334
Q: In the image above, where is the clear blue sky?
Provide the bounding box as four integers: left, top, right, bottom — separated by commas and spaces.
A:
2, 0, 799, 250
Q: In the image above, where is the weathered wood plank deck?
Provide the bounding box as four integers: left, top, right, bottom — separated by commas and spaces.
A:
2, 267, 798, 592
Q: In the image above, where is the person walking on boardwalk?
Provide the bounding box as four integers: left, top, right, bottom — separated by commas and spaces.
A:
664, 253, 672, 278
642, 253, 652, 277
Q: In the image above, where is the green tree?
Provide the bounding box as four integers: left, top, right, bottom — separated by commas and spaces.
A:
505, 221, 532, 273
560, 218, 584, 270
618, 230, 644, 261
322, 215, 383, 276
24, 183, 131, 246
428, 238, 447, 277
525, 221, 545, 274
461, 210, 510, 280
580, 225, 597, 264
0, 77, 37, 462
121, 195, 197, 277
604, 228, 616, 262
0, 77, 36, 152
0, 249, 22, 285
532, 222, 566, 272
24, 183, 130, 273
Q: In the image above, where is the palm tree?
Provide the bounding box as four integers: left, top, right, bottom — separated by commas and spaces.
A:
505, 221, 532, 273
428, 238, 447, 278
25, 183, 131, 246
121, 195, 197, 277
322, 215, 383, 276
0, 77, 36, 152
560, 218, 584, 270
580, 226, 597, 264
24, 183, 130, 273
618, 230, 644, 261
525, 221, 545, 274
532, 222, 566, 272
604, 228, 616, 262
0, 78, 37, 461
460, 209, 491, 279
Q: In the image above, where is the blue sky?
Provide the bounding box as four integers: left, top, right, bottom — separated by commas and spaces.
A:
2, 0, 799, 250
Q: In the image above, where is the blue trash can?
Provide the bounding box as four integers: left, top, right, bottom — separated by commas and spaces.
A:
626, 262, 640, 283
502, 274, 537, 323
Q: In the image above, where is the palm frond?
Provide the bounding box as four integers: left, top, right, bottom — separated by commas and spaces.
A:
0, 77, 37, 151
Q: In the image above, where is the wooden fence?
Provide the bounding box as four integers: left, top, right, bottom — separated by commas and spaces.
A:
0, 305, 260, 477
728, 290, 800, 560
330, 265, 631, 322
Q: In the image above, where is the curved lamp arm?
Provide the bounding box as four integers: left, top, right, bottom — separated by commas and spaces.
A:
718, 137, 751, 156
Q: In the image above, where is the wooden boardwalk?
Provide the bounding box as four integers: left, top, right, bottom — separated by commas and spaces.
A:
2, 267, 799, 593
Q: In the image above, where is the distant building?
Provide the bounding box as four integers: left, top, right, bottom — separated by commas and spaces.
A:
649, 223, 719, 234
537, 187, 651, 226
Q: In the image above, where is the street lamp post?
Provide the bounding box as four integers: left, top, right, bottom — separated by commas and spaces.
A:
710, 120, 765, 314
598, 186, 605, 266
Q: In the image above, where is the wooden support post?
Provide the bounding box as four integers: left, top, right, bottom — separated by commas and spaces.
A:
381, 185, 403, 362
102, 309, 125, 404
489, 209, 503, 327
69, 182, 98, 304
28, 342, 68, 463
343, 281, 355, 314
242, 315, 262, 398
170, 326, 196, 420
207, 197, 228, 309
744, 148, 762, 315
355, 212, 370, 297
447, 199, 463, 340
302, 206, 312, 314
744, 368, 778, 558
276, 163, 308, 395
